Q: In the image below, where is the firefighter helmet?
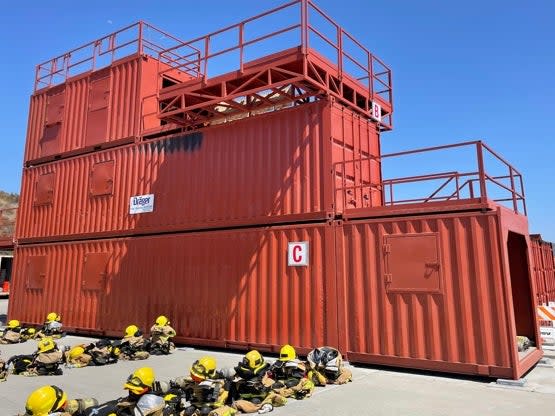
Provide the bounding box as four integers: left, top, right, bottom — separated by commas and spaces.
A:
125, 324, 141, 338
155, 315, 169, 326
243, 350, 264, 370
25, 385, 67, 415
37, 337, 56, 353
190, 356, 217, 381
124, 367, 155, 395
7, 319, 20, 329
279, 344, 296, 361
46, 312, 61, 322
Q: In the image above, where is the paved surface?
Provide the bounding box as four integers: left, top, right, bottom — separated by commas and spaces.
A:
2, 299, 555, 415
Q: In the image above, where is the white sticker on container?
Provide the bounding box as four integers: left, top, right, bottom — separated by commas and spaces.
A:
129, 194, 155, 214
371, 101, 382, 122
288, 242, 309, 266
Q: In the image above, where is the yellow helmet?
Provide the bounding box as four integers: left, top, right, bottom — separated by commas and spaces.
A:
155, 315, 169, 326
279, 344, 296, 361
46, 312, 61, 322
124, 367, 155, 395
38, 337, 56, 353
190, 356, 217, 381
125, 324, 140, 338
68, 345, 86, 360
243, 350, 264, 370
7, 319, 20, 329
26, 328, 37, 335
25, 385, 67, 415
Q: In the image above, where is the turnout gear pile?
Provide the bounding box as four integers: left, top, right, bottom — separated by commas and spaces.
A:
166, 356, 237, 416
64, 345, 92, 369
230, 350, 287, 414
10, 337, 65, 376
16, 340, 353, 415
23, 384, 99, 416
264, 345, 314, 400
306, 346, 352, 385
37, 312, 65, 339
0, 319, 23, 344
80, 367, 157, 415
23, 384, 100, 416
84, 339, 120, 366
21, 327, 39, 342
148, 316, 176, 355
120, 325, 150, 361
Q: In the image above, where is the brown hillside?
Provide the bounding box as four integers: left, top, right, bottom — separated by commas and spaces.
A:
0, 191, 18, 237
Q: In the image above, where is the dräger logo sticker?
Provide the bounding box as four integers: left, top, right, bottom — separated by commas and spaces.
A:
129, 194, 155, 214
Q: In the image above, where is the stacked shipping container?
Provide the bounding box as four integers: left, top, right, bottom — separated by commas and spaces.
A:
10, 0, 542, 379
531, 235, 555, 306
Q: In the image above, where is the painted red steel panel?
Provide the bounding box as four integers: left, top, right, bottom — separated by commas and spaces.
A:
9, 207, 541, 378
17, 100, 381, 242
9, 223, 335, 351
530, 235, 555, 305
24, 56, 187, 164
336, 208, 541, 379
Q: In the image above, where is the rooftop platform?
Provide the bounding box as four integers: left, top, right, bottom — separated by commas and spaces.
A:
156, 0, 393, 130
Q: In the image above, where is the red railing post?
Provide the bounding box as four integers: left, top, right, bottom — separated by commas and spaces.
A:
519, 174, 527, 216
337, 26, 343, 76
301, 0, 309, 54
138, 21, 144, 56
476, 141, 488, 203
368, 52, 373, 97
509, 167, 518, 213
203, 36, 210, 81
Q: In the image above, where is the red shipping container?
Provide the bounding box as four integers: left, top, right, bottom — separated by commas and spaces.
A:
337, 206, 541, 380
25, 55, 190, 165
10, 223, 335, 351
9, 206, 541, 379
530, 234, 555, 305
17, 100, 381, 242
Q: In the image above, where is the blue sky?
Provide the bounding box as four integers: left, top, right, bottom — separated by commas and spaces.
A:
1, 1, 553, 241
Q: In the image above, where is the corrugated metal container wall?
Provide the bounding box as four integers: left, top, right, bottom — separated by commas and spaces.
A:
9, 223, 335, 351
17, 100, 381, 242
24, 56, 187, 164
530, 235, 555, 305
336, 209, 541, 379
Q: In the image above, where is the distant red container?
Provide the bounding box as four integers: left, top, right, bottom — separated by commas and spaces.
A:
24, 55, 189, 165
17, 100, 381, 242
530, 234, 555, 305
9, 206, 541, 379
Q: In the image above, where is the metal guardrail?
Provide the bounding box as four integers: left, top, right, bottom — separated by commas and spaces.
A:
34, 21, 187, 91
157, 0, 393, 109
334, 141, 526, 215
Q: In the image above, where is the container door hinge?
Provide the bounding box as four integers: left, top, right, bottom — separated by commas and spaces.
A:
383, 243, 391, 254
384, 273, 392, 284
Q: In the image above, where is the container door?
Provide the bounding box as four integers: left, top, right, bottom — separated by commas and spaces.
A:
41, 90, 65, 157
384, 233, 442, 293
85, 74, 111, 146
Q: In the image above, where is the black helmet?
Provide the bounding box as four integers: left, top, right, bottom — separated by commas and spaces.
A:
96, 339, 111, 349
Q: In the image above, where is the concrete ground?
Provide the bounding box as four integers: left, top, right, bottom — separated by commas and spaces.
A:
2, 298, 555, 415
